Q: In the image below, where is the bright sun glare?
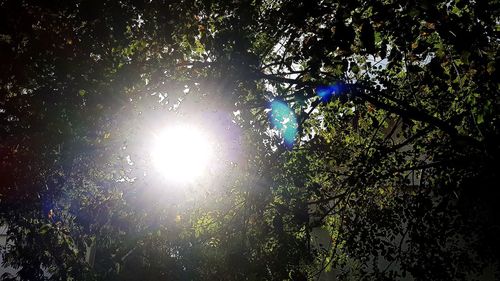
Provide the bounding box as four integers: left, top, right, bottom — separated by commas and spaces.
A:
151, 124, 213, 184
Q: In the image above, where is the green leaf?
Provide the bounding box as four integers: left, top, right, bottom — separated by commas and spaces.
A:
39, 224, 52, 235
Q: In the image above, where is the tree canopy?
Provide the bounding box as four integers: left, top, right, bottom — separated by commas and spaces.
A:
1, 0, 499, 280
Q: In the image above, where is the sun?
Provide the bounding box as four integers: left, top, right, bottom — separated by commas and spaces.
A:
151, 124, 214, 183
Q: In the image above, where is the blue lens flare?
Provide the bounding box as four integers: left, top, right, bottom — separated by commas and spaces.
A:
316, 83, 342, 102
269, 100, 298, 148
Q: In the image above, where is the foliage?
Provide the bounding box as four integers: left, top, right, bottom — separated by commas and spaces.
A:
1, 0, 499, 280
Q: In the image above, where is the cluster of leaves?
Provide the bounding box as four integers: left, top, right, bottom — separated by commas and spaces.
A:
1, 0, 499, 280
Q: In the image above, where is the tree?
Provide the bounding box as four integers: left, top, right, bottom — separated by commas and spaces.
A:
1, 0, 499, 280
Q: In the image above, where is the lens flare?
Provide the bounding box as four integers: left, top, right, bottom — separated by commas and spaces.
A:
269, 100, 298, 148
316, 83, 342, 102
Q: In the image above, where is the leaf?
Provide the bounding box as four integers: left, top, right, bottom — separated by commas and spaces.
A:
39, 224, 52, 235
360, 21, 375, 53
487, 61, 496, 75
476, 114, 484, 125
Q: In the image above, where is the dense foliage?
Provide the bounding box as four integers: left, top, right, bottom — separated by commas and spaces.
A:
1, 0, 499, 280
